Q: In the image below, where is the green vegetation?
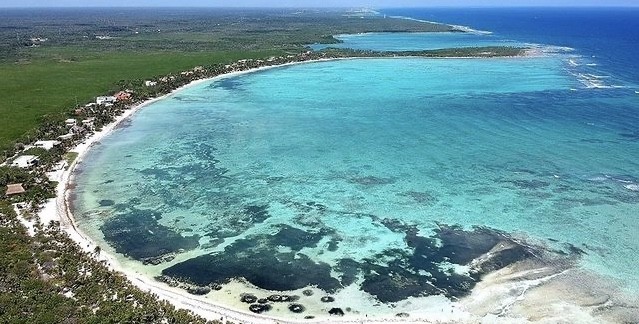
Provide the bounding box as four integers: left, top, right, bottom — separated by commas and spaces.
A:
64, 152, 79, 167
0, 8, 454, 153
0, 50, 281, 152
0, 203, 214, 323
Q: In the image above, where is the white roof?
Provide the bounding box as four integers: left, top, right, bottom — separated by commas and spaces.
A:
34, 140, 61, 150
11, 155, 39, 168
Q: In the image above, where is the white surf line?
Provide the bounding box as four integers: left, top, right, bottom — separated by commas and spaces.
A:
496, 268, 572, 317
387, 15, 493, 35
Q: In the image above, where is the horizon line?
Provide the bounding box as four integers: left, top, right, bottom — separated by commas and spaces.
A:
2, 5, 639, 8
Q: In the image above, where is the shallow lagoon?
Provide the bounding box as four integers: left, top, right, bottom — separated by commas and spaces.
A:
73, 56, 639, 319
310, 31, 523, 51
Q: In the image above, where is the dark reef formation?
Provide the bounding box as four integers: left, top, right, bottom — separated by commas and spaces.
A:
162, 224, 341, 292
160, 214, 580, 304
100, 208, 200, 260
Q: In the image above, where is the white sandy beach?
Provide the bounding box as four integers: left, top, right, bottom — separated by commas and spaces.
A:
34, 60, 633, 324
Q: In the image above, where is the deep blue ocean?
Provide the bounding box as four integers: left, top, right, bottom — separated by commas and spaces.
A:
383, 7, 639, 85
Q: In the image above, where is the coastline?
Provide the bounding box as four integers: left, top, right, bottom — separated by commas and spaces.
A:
38, 57, 524, 324
35, 56, 633, 324
40, 58, 462, 324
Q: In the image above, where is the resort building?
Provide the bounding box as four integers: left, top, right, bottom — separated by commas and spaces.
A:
58, 134, 74, 141
5, 183, 26, 197
33, 140, 61, 151
82, 118, 95, 130
144, 80, 158, 87
96, 96, 117, 105
11, 155, 39, 169
65, 118, 76, 127
71, 125, 87, 134
115, 91, 132, 102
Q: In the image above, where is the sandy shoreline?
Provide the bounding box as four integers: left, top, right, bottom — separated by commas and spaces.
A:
39, 60, 470, 324
34, 57, 632, 324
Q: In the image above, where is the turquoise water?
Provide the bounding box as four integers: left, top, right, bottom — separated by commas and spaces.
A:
73, 56, 639, 316
310, 32, 524, 51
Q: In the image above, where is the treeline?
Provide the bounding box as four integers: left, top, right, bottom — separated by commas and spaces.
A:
0, 203, 216, 323
0, 8, 453, 63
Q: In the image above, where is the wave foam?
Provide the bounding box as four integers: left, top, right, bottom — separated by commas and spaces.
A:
388, 15, 493, 35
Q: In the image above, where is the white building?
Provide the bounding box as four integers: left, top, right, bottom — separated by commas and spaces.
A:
33, 140, 61, 151
144, 80, 158, 87
65, 118, 76, 126
11, 155, 39, 169
58, 134, 74, 141
96, 96, 117, 105
82, 118, 95, 130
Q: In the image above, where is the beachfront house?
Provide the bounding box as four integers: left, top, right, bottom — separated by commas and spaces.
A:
58, 134, 74, 141
82, 118, 95, 130
5, 183, 26, 197
115, 91, 132, 102
71, 125, 87, 135
11, 155, 39, 169
144, 80, 158, 87
33, 140, 61, 151
96, 96, 117, 105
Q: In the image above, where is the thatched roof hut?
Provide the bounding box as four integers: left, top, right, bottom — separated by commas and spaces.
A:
6, 183, 26, 196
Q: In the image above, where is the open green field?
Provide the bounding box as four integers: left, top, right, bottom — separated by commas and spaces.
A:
0, 49, 282, 151
0, 8, 452, 154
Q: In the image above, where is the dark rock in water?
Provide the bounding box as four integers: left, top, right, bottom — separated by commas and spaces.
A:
240, 294, 258, 304
396, 312, 410, 318
186, 286, 211, 295
350, 222, 554, 303
302, 289, 314, 296
100, 208, 200, 260
432, 224, 503, 265
336, 259, 360, 287
98, 199, 115, 207
267, 294, 282, 302
271, 225, 326, 251
257, 298, 268, 304
360, 265, 442, 303
380, 218, 417, 233
327, 237, 341, 252
329, 308, 345, 316
249, 303, 271, 314
162, 232, 341, 292
321, 296, 335, 303
244, 205, 270, 223
288, 303, 305, 313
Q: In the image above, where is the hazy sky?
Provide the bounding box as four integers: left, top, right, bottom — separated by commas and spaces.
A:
2, 0, 639, 8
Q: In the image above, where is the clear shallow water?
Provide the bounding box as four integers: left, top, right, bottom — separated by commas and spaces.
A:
72, 8, 639, 319
74, 56, 639, 305
309, 31, 522, 51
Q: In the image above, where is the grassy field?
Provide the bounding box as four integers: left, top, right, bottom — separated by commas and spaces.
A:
0, 49, 282, 151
